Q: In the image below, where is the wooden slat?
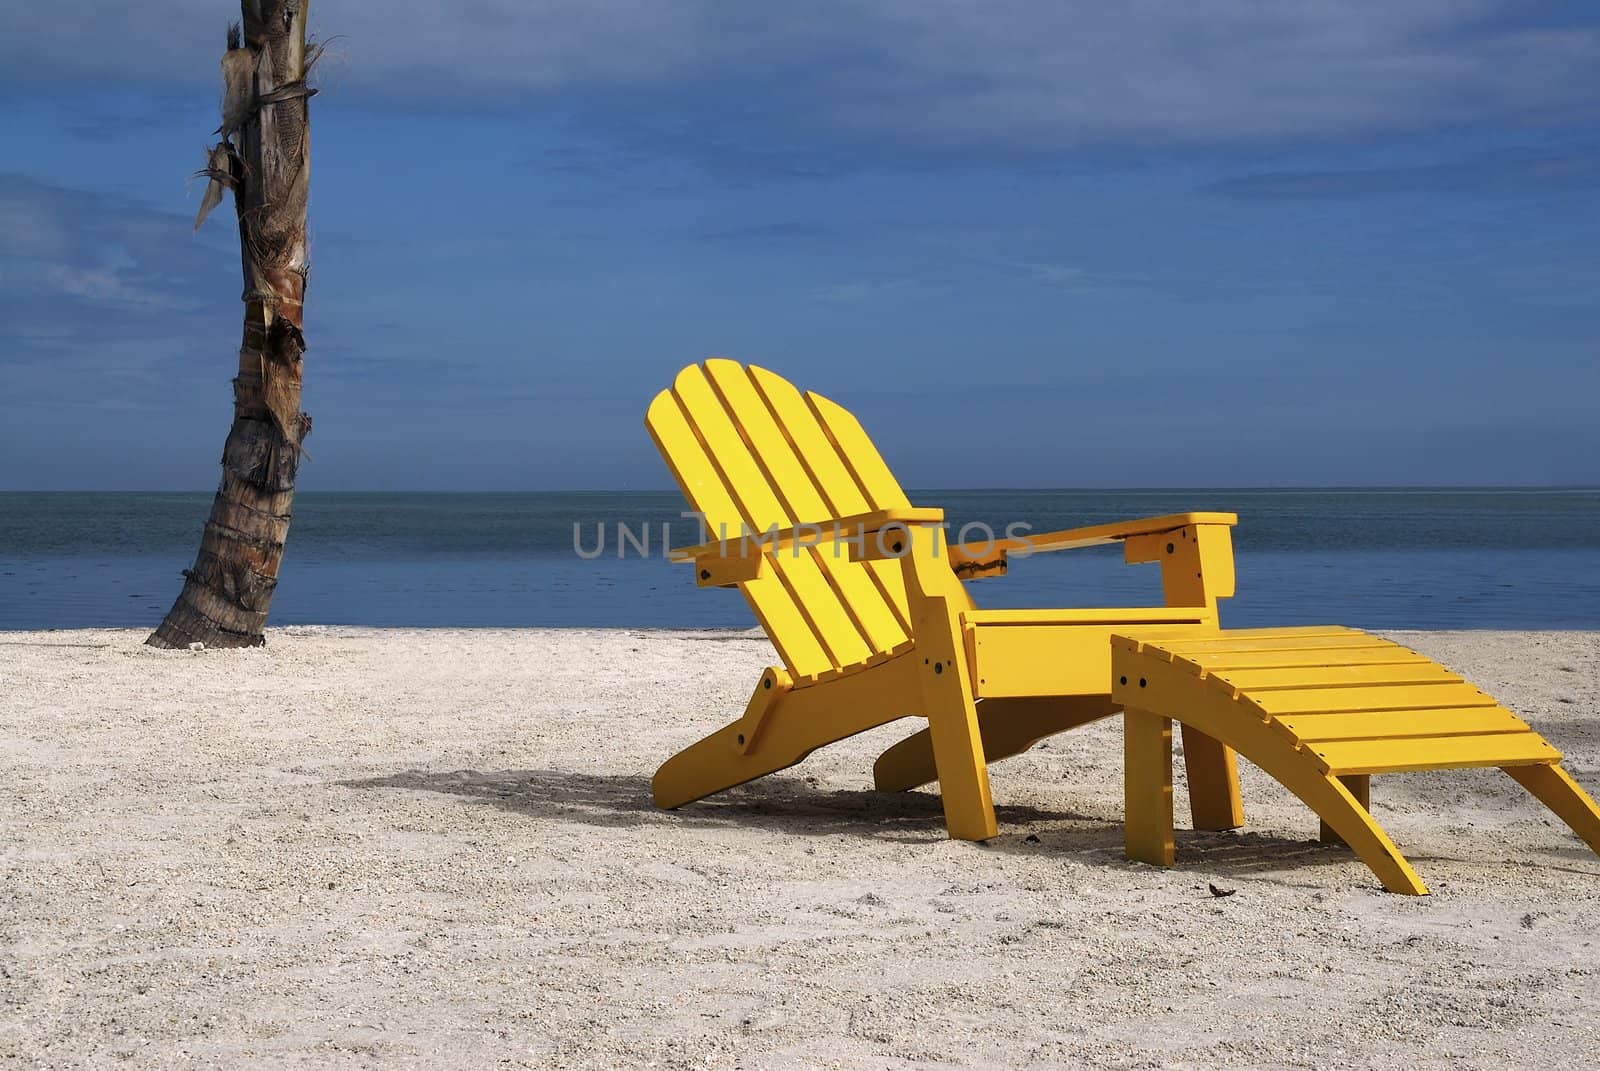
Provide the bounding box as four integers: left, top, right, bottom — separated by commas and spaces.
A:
1250, 682, 1496, 717
1308, 732, 1560, 775
1212, 663, 1463, 691
673, 366, 870, 670
1278, 707, 1532, 743
970, 608, 1213, 626
955, 511, 1239, 556
1168, 626, 1362, 640
704, 361, 907, 656
646, 389, 832, 677
1162, 634, 1407, 654
749, 366, 876, 516
1177, 647, 1434, 671
749, 365, 912, 632
805, 390, 910, 511
807, 386, 974, 609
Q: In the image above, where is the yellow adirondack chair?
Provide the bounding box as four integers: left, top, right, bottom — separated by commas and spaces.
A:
647, 359, 1600, 893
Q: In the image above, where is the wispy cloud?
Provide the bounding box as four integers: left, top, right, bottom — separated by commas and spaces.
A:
698, 221, 840, 244
38, 262, 183, 311
810, 277, 945, 304
5, 2, 1597, 153
1209, 148, 1600, 199
0, 174, 215, 331
0, 173, 234, 422
998, 260, 1151, 294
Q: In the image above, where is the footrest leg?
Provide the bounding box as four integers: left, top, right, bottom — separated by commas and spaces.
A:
1182, 725, 1245, 831
1504, 764, 1600, 856
1320, 774, 1370, 845
1125, 707, 1175, 867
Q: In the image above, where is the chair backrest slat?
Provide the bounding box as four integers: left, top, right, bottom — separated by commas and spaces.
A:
747, 365, 915, 638
648, 360, 926, 678
807, 385, 972, 612
805, 391, 912, 513
647, 383, 835, 677
673, 367, 872, 671
705, 361, 909, 655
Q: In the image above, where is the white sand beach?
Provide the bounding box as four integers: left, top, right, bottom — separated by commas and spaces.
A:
2, 627, 1598, 1069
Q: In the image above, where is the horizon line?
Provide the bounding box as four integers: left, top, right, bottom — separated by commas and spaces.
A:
3, 485, 1597, 495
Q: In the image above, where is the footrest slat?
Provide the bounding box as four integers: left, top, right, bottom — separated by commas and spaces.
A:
1277, 707, 1533, 746
1182, 647, 1434, 671
1308, 732, 1561, 775
1249, 681, 1498, 717
1216, 663, 1463, 691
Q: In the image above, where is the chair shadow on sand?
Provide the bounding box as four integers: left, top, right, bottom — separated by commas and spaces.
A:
338, 765, 1428, 885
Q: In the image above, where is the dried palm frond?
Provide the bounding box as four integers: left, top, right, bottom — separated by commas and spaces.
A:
217, 34, 256, 143
193, 142, 239, 232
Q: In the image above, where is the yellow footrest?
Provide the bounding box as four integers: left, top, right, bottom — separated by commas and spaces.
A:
1108, 626, 1596, 895
1113, 626, 1560, 775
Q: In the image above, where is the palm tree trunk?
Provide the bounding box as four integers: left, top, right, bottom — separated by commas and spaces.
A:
148, 0, 315, 649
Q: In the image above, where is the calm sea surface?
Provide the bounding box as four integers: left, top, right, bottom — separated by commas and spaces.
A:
2, 490, 1598, 630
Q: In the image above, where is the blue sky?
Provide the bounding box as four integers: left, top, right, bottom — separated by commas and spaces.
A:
2, 1, 1598, 491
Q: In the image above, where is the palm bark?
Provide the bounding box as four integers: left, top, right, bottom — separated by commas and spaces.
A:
149, 0, 315, 649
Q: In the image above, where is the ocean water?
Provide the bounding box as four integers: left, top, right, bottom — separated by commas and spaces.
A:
1, 490, 1598, 631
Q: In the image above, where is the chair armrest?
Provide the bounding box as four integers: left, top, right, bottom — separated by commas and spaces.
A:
949, 512, 1238, 605
669, 507, 945, 587
950, 512, 1236, 564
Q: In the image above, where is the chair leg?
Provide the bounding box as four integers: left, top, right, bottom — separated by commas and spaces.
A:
652, 659, 916, 810
1125, 708, 1175, 866
922, 693, 997, 841
873, 697, 1118, 793
653, 719, 789, 809
1181, 724, 1245, 831
1503, 764, 1600, 856
912, 600, 997, 842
